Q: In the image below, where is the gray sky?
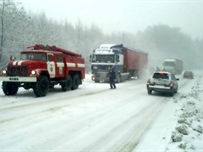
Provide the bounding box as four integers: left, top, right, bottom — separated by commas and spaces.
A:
17, 0, 203, 39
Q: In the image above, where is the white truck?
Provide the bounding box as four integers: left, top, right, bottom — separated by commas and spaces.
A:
162, 59, 183, 75
89, 44, 148, 83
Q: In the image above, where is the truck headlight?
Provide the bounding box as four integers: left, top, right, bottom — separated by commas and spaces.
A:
2, 69, 7, 75
91, 74, 95, 80
31, 70, 36, 76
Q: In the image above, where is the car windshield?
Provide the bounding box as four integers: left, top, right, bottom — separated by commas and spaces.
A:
153, 73, 169, 79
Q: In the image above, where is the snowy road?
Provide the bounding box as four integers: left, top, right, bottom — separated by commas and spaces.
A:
0, 74, 193, 151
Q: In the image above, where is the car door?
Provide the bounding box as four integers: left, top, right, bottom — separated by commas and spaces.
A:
47, 53, 55, 78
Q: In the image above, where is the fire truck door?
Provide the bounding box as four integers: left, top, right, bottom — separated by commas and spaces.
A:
47, 54, 55, 78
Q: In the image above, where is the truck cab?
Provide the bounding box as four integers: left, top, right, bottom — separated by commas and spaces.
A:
162, 59, 183, 75
89, 44, 126, 83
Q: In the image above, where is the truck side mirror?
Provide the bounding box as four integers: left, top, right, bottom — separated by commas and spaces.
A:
116, 55, 120, 62
89, 55, 92, 62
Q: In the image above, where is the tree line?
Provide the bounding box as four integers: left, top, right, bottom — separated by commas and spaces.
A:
0, 0, 202, 71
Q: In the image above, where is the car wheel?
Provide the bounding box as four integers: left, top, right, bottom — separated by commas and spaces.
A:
170, 89, 174, 96
175, 87, 178, 93
148, 90, 152, 95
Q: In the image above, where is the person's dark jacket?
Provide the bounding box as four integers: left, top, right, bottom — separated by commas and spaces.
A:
108, 68, 116, 80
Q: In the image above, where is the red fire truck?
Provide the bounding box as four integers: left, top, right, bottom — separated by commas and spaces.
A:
0, 44, 85, 97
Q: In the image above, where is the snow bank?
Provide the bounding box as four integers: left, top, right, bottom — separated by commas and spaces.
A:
167, 75, 203, 151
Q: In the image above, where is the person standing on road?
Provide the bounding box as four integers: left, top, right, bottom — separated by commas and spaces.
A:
108, 66, 116, 89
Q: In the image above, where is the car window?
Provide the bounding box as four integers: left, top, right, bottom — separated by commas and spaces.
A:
185, 71, 192, 74
152, 73, 169, 79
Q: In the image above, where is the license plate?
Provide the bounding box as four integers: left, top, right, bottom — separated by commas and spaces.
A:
157, 81, 162, 84
9, 77, 19, 80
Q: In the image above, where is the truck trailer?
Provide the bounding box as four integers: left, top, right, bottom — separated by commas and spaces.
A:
89, 44, 148, 83
0, 44, 85, 97
162, 59, 183, 74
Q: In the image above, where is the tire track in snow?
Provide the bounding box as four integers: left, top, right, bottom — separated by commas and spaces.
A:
79, 97, 168, 152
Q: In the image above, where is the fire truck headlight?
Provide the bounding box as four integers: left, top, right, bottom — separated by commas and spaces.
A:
2, 69, 7, 75
31, 70, 36, 76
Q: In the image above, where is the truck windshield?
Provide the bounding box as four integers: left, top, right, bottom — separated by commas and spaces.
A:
164, 62, 175, 67
20, 53, 47, 61
92, 55, 114, 63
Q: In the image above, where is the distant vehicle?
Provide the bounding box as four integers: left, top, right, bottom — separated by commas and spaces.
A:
146, 71, 179, 96
89, 44, 148, 83
162, 59, 183, 75
183, 71, 194, 79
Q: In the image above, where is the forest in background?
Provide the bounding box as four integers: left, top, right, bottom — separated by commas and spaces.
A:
0, 0, 203, 72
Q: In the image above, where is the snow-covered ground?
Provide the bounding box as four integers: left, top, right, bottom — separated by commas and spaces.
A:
135, 71, 203, 152
0, 71, 203, 152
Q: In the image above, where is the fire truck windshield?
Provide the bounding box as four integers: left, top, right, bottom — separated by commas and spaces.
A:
92, 55, 114, 63
20, 53, 47, 61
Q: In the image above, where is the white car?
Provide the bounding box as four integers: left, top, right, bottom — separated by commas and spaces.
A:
146, 71, 179, 96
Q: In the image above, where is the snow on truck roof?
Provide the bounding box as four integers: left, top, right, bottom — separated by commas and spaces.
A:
99, 44, 123, 49
99, 44, 147, 53
22, 49, 61, 54
99, 44, 115, 49
26, 44, 82, 57
164, 59, 182, 62
164, 59, 176, 62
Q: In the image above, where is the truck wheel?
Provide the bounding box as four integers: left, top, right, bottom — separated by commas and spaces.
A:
62, 76, 72, 91
2, 82, 19, 95
148, 90, 152, 95
116, 74, 121, 83
175, 87, 178, 93
33, 76, 49, 97
71, 74, 79, 90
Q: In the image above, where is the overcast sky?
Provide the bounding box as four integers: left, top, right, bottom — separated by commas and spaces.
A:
17, 0, 203, 39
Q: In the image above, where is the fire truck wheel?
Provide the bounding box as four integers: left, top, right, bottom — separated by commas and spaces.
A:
33, 76, 49, 97
2, 82, 19, 95
71, 74, 79, 90
62, 76, 72, 91
49, 84, 54, 89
